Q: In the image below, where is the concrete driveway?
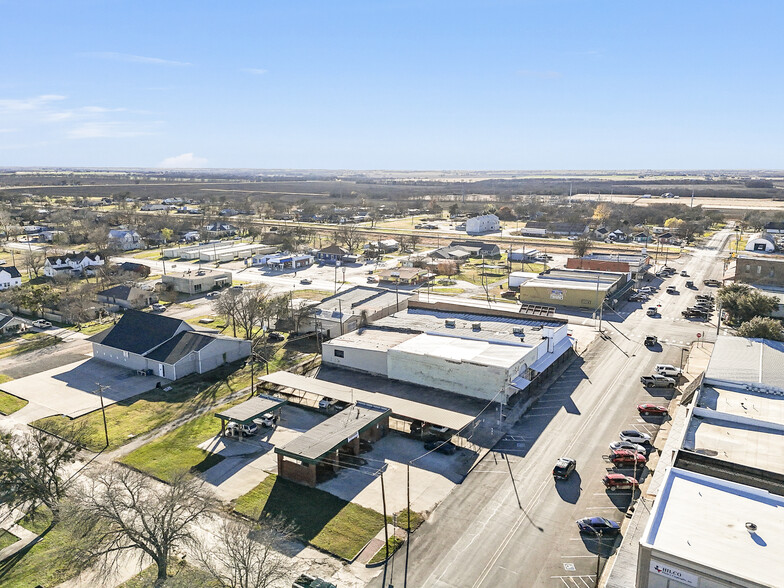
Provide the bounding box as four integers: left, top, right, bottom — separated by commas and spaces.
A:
0, 358, 167, 418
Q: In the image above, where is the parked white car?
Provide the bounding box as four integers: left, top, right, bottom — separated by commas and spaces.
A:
619, 429, 652, 445
224, 422, 258, 437
655, 364, 682, 377
32, 319, 52, 329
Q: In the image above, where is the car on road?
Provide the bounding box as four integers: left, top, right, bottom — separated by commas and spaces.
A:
424, 440, 457, 455
609, 440, 648, 455
644, 335, 658, 347
267, 332, 285, 342
638, 403, 669, 416
576, 517, 621, 535
682, 309, 707, 319
685, 280, 695, 289
680, 270, 689, 277
619, 429, 652, 445
629, 293, 647, 302
696, 294, 715, 302
224, 422, 258, 437
367, 276, 379, 283
603, 473, 640, 491
553, 457, 577, 480
646, 307, 658, 317
641, 374, 676, 388
655, 364, 682, 377
151, 303, 166, 312
610, 449, 648, 466
299, 278, 312, 284
703, 279, 721, 287
206, 291, 221, 298
32, 319, 52, 329
666, 286, 678, 294
639, 286, 653, 294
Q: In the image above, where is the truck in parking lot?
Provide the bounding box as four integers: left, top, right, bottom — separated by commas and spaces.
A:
641, 374, 676, 388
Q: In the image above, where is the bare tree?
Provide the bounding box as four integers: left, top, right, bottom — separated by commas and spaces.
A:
335, 223, 362, 253
23, 248, 46, 278
0, 426, 85, 526
67, 467, 214, 587
196, 517, 296, 588
213, 288, 242, 337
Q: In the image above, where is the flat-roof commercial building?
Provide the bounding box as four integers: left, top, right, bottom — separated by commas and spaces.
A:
518, 268, 628, 309
274, 402, 390, 487
322, 306, 572, 403
637, 467, 784, 588
731, 254, 784, 288
298, 285, 414, 339
566, 251, 650, 276
161, 268, 232, 295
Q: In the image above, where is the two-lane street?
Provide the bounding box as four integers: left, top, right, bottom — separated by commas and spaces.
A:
370, 229, 732, 588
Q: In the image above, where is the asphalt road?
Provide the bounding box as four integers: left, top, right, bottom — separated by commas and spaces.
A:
369, 229, 732, 588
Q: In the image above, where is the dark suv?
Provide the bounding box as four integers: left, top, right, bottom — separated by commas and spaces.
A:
553, 457, 577, 480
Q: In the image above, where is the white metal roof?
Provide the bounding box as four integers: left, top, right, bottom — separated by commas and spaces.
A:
705, 336, 784, 391
391, 333, 532, 369
642, 467, 784, 587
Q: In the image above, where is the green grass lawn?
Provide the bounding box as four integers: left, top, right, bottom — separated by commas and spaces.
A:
0, 507, 80, 588
0, 529, 20, 550
118, 563, 219, 588
368, 535, 403, 565
118, 402, 238, 482
66, 320, 116, 337
234, 474, 388, 561
0, 333, 60, 360
291, 289, 333, 301
0, 388, 27, 415
394, 508, 424, 532
33, 362, 253, 452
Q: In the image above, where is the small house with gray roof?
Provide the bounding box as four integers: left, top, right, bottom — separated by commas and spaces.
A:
89, 310, 251, 379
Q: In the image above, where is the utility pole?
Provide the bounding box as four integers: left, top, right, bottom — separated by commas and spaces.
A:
95, 383, 110, 448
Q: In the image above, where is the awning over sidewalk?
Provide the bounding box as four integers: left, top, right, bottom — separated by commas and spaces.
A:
529, 338, 574, 374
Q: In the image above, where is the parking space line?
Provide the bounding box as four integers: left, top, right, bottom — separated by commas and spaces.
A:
560, 555, 597, 558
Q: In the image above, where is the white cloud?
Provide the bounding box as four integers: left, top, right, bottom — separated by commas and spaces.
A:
516, 70, 562, 80
0, 94, 67, 112
82, 52, 192, 67
242, 68, 268, 75
158, 153, 209, 168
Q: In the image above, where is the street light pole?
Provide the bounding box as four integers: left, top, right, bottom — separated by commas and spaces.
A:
595, 529, 604, 588
95, 383, 110, 449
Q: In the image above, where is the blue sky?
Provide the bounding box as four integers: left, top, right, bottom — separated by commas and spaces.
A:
1, 1, 782, 170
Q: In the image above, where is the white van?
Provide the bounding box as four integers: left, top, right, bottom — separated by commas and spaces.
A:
655, 364, 682, 377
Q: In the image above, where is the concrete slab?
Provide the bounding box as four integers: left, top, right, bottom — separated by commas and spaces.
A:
0, 358, 168, 418
317, 433, 465, 515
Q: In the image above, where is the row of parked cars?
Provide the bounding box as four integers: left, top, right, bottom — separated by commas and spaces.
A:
682, 294, 715, 320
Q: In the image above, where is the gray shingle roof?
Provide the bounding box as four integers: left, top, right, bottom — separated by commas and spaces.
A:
0, 266, 21, 278
89, 310, 189, 354
145, 331, 215, 364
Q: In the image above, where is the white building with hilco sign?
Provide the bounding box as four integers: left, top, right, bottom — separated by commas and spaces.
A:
637, 467, 784, 588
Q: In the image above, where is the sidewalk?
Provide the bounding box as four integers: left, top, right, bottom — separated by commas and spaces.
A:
355, 524, 407, 566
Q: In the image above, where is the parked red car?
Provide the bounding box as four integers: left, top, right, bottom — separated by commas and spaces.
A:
610, 449, 647, 466
637, 403, 669, 416
603, 473, 640, 491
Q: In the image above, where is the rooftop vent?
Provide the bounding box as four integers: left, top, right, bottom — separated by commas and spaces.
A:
746, 522, 758, 533
445, 319, 456, 328
513, 327, 525, 336
472, 322, 481, 331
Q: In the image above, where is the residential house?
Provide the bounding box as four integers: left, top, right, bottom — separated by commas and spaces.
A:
181, 230, 200, 242
108, 229, 144, 251
465, 214, 500, 235
119, 262, 151, 277
90, 310, 251, 380
377, 267, 429, 284
0, 266, 22, 290
0, 313, 27, 335
364, 239, 399, 254
97, 285, 156, 310
44, 252, 104, 278
447, 240, 501, 258
204, 222, 237, 237
315, 245, 350, 264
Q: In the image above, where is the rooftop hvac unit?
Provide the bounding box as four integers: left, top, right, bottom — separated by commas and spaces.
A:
513, 327, 525, 336
445, 319, 456, 328
472, 322, 481, 331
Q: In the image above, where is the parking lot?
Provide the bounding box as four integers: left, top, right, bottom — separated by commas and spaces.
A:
196, 404, 467, 514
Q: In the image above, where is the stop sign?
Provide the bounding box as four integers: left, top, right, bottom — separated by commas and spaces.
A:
697, 333, 702, 339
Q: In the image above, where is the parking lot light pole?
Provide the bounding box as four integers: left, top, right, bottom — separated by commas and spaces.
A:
594, 529, 604, 588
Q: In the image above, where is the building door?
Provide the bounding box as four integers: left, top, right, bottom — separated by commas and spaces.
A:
158, 364, 164, 378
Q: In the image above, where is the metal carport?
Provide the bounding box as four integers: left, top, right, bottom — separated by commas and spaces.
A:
214, 393, 287, 435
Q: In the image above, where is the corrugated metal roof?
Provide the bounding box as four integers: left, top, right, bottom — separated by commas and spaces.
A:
276, 402, 390, 463
391, 333, 530, 369
215, 394, 287, 423
259, 371, 477, 431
